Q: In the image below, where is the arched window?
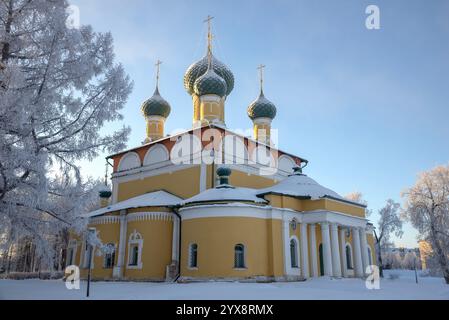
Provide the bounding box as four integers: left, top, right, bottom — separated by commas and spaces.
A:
234, 244, 245, 269
127, 230, 143, 269
118, 152, 141, 171
130, 246, 139, 266
103, 243, 116, 269
290, 239, 299, 268
189, 244, 198, 268
367, 247, 373, 266
346, 244, 353, 270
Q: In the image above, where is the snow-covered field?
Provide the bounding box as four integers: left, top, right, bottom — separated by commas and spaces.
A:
1, 270, 448, 300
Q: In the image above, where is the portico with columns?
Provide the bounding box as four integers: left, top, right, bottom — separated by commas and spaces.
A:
280, 210, 373, 279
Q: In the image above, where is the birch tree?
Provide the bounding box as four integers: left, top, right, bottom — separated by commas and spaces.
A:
402, 164, 449, 284
374, 199, 403, 277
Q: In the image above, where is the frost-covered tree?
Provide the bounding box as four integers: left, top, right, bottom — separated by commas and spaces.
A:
402, 164, 449, 284
374, 199, 403, 277
0, 0, 132, 266
402, 251, 419, 270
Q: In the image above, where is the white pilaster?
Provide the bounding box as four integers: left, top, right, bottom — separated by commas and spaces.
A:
330, 224, 342, 277
199, 163, 207, 192
339, 227, 348, 277
309, 224, 318, 277
282, 218, 290, 276
300, 223, 309, 279
113, 210, 128, 279
320, 222, 333, 277
360, 227, 370, 275
352, 227, 363, 278
171, 214, 180, 261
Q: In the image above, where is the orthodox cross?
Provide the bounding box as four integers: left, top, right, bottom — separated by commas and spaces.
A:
204, 15, 215, 54
155, 59, 162, 88
257, 64, 266, 94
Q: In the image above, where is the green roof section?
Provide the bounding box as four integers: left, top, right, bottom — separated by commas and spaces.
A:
141, 87, 171, 118
194, 68, 227, 97
184, 54, 234, 96
247, 92, 277, 120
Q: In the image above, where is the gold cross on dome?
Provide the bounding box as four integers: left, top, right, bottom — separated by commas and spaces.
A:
203, 15, 215, 53
257, 64, 266, 93
155, 59, 162, 87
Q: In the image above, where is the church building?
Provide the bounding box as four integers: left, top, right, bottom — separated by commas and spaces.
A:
68, 18, 377, 282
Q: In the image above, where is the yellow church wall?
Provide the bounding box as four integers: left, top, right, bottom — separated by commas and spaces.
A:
146, 119, 164, 140
117, 166, 200, 201
367, 234, 376, 265
321, 199, 366, 218
266, 219, 284, 277
200, 101, 224, 123
90, 222, 120, 279
124, 219, 173, 281
227, 168, 277, 189
264, 195, 366, 218
181, 217, 282, 279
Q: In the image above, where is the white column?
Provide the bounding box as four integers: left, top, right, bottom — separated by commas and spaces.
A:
320, 223, 333, 277
339, 227, 348, 277
360, 227, 370, 275
330, 224, 342, 277
171, 214, 180, 262
300, 223, 309, 279
113, 210, 128, 279
282, 218, 290, 276
352, 227, 363, 278
309, 224, 318, 277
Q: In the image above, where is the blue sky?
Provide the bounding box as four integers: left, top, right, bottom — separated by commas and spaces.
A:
71, 0, 449, 248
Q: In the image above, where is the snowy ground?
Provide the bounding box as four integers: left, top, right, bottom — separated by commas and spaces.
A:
0, 270, 448, 300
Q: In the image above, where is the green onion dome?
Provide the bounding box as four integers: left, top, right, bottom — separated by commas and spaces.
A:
99, 185, 112, 199
194, 67, 227, 97
141, 87, 171, 118
184, 54, 234, 96
216, 166, 232, 178
247, 91, 277, 120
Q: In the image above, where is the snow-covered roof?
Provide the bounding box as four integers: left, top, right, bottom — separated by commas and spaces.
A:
85, 190, 182, 218
182, 186, 267, 206
257, 173, 361, 205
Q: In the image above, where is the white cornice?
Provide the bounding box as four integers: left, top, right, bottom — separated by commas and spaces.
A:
127, 212, 173, 223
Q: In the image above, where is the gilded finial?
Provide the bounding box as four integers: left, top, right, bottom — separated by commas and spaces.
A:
257, 64, 266, 95
203, 15, 215, 55
155, 59, 162, 90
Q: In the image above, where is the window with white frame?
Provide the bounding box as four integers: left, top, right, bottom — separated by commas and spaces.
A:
346, 244, 353, 270
127, 230, 143, 269
367, 247, 373, 266
234, 244, 245, 269
290, 238, 299, 268
103, 243, 116, 269
189, 243, 198, 268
